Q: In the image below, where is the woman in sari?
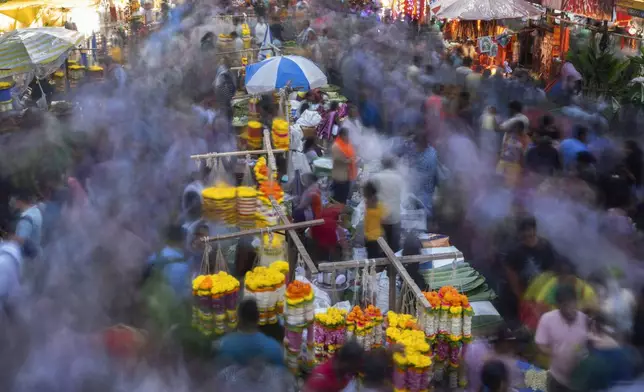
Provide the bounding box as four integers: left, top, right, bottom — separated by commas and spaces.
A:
317, 102, 346, 149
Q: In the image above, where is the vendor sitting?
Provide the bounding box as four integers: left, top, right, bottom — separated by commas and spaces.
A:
289, 91, 307, 118
305, 89, 323, 110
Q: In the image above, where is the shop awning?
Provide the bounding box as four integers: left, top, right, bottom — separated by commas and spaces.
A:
0, 6, 43, 26
436, 0, 544, 20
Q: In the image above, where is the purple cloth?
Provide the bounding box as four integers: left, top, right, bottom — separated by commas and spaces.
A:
316, 104, 346, 140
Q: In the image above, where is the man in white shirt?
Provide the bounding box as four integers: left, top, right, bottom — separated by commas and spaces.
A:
535, 284, 588, 392
372, 157, 404, 250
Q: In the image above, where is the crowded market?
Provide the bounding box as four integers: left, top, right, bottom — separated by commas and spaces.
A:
0, 0, 644, 391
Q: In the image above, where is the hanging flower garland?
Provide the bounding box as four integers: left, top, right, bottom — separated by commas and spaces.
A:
284, 280, 315, 374
385, 311, 432, 392
313, 307, 347, 363
245, 266, 286, 325
420, 286, 475, 388
191, 273, 240, 336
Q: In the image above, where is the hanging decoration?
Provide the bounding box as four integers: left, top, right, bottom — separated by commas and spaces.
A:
478, 36, 493, 53
489, 43, 499, 57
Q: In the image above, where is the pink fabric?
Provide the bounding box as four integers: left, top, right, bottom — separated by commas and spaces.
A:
535, 310, 588, 387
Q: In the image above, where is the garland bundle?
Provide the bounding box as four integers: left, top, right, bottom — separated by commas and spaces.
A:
313, 307, 347, 363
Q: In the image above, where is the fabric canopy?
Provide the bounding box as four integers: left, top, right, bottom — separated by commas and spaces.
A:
0, 27, 84, 78
436, 0, 543, 20
0, 0, 98, 10
0, 5, 42, 26
245, 55, 327, 94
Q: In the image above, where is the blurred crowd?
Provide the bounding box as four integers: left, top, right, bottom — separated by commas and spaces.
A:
1, 0, 644, 391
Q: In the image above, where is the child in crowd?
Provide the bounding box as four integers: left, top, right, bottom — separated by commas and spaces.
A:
363, 181, 386, 259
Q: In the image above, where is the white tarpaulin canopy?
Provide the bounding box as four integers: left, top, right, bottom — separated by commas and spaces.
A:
435, 0, 543, 20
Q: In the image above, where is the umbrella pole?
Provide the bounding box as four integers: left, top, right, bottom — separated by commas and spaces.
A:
65, 59, 70, 94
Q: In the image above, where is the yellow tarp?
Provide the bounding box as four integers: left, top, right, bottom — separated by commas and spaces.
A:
0, 0, 99, 11
0, 6, 42, 26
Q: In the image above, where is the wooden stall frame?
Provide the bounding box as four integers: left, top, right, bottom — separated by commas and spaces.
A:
378, 238, 431, 313
190, 148, 285, 172
316, 243, 462, 312
202, 219, 324, 243
269, 196, 319, 280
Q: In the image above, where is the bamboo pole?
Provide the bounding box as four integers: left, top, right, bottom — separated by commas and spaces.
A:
263, 129, 277, 172
203, 219, 324, 243
268, 196, 319, 277
378, 238, 431, 311
190, 149, 287, 160
218, 48, 261, 55
316, 252, 463, 271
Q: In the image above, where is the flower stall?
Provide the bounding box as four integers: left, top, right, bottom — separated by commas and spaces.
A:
190, 145, 322, 281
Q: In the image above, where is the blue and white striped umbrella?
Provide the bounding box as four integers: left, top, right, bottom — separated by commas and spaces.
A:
245, 55, 327, 95
0, 27, 84, 78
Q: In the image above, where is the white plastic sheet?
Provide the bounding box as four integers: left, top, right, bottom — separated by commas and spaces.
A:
436, 0, 543, 20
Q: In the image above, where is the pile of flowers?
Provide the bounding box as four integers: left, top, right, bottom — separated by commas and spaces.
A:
347, 305, 383, 349
244, 266, 286, 325
201, 183, 237, 225
254, 156, 277, 183
313, 307, 347, 363
271, 118, 289, 150
247, 120, 263, 148
284, 280, 315, 374
284, 280, 315, 325
270, 260, 289, 276
191, 273, 240, 336
192, 275, 213, 336
525, 368, 548, 391
419, 286, 475, 388
257, 180, 284, 227
386, 312, 432, 392
236, 186, 257, 229
267, 261, 288, 314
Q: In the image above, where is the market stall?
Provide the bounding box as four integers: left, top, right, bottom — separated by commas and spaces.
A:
434, 0, 543, 66
0, 27, 85, 116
